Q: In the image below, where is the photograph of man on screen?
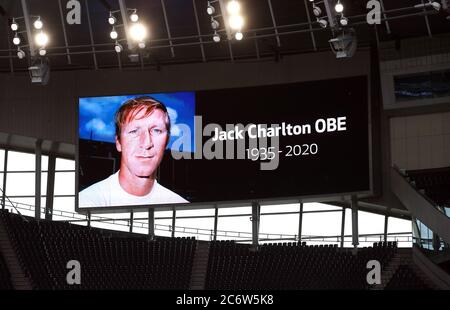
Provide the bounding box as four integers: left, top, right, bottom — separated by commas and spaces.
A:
79, 96, 189, 207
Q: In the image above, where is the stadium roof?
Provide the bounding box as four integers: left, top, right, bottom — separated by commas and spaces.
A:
0, 0, 449, 72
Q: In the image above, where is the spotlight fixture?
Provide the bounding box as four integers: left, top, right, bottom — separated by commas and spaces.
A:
138, 41, 145, 49
108, 13, 116, 25
207, 2, 215, 15
13, 33, 21, 45
235, 31, 243, 41
11, 19, 18, 31
430, 1, 442, 10
33, 17, 43, 30
317, 18, 328, 28
17, 48, 25, 59
340, 16, 348, 26
414, 1, 441, 11
335, 1, 344, 13
229, 15, 244, 30
227, 0, 241, 15
114, 42, 123, 53
129, 23, 147, 41
39, 48, 46, 56
329, 28, 357, 59
211, 18, 220, 30
313, 4, 322, 16
28, 58, 50, 85
130, 10, 139, 22
213, 31, 221, 42
35, 31, 49, 47
110, 27, 118, 40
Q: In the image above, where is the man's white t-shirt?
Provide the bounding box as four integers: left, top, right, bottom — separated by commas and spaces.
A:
79, 171, 188, 207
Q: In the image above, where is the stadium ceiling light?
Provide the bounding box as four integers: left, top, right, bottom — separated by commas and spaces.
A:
430, 1, 441, 10
317, 18, 328, 28
414, 1, 441, 11
114, 41, 123, 53
108, 12, 116, 25
129, 22, 147, 41
335, 1, 344, 13
213, 31, 221, 42
11, 19, 18, 31
110, 27, 118, 40
17, 48, 25, 59
39, 47, 46, 56
313, 4, 322, 17
13, 33, 21, 45
235, 31, 243, 41
130, 10, 139, 22
340, 16, 348, 26
33, 17, 43, 30
138, 41, 145, 49
35, 31, 49, 47
207, 2, 215, 15
227, 0, 241, 15
211, 17, 220, 30
229, 14, 244, 30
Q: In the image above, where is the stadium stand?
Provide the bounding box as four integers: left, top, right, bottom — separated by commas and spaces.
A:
0, 251, 13, 290
385, 265, 431, 290
205, 240, 398, 290
0, 210, 196, 290
405, 167, 450, 209
0, 210, 437, 290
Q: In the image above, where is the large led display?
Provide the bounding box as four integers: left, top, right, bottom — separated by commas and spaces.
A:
77, 76, 371, 210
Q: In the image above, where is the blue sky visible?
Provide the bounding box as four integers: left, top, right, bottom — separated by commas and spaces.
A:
79, 92, 195, 152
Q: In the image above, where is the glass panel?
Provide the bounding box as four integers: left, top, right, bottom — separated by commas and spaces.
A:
259, 213, 298, 242
0, 149, 4, 171
7, 151, 35, 171
155, 219, 174, 237
53, 197, 75, 213
217, 215, 252, 241
176, 218, 214, 241
41, 172, 47, 196
261, 203, 301, 213
358, 210, 385, 235
155, 210, 174, 219
388, 217, 412, 234
91, 220, 129, 232
395, 69, 450, 102
131, 211, 149, 235
177, 208, 215, 217
303, 202, 342, 212
219, 206, 251, 215
0, 173, 3, 194
56, 158, 75, 171
5, 173, 35, 196
54, 172, 75, 195
41, 155, 48, 171
387, 217, 412, 248
302, 212, 342, 243
6, 197, 35, 217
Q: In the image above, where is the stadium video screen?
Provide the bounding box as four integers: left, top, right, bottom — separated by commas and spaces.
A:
77, 76, 370, 210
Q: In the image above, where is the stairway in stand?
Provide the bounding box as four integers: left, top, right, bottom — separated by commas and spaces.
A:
0, 212, 33, 290
372, 248, 436, 290
189, 240, 210, 290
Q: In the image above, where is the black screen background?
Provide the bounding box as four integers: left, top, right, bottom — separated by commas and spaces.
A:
159, 75, 370, 203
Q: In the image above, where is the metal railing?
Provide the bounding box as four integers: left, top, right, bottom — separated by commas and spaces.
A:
1, 198, 414, 245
